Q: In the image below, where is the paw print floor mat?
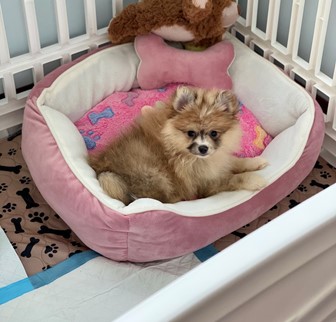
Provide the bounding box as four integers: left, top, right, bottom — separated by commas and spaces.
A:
0, 133, 87, 275
0, 133, 335, 275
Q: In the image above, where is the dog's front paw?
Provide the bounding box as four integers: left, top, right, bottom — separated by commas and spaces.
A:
141, 105, 153, 115
229, 172, 268, 191
253, 156, 269, 170
243, 173, 267, 191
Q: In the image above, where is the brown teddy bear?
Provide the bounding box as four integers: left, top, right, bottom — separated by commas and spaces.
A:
108, 0, 238, 48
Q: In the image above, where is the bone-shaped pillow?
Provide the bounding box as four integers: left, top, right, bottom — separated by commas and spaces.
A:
135, 34, 234, 90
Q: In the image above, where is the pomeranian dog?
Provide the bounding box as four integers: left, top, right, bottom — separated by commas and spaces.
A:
89, 86, 268, 205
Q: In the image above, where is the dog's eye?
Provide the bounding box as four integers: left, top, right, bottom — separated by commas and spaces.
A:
209, 131, 218, 139
187, 130, 196, 138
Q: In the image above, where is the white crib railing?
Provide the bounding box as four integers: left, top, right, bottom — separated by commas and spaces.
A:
233, 0, 336, 167
0, 0, 123, 138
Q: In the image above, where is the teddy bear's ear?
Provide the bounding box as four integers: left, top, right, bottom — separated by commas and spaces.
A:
182, 0, 213, 23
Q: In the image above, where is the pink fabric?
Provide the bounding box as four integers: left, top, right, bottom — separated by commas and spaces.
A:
235, 103, 272, 157
75, 84, 178, 153
75, 85, 272, 157
135, 34, 234, 90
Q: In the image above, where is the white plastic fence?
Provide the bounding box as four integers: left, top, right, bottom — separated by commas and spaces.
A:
0, 0, 126, 137
0, 0, 336, 166
233, 0, 336, 166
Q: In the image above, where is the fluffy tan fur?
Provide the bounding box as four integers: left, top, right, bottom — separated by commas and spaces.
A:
108, 0, 234, 47
89, 86, 268, 205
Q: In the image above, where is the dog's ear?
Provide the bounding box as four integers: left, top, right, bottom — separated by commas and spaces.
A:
173, 86, 196, 112
215, 90, 239, 114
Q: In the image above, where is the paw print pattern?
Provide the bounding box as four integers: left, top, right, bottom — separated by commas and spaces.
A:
288, 199, 300, 209
8, 148, 17, 156
320, 171, 331, 179
45, 244, 59, 258
54, 213, 60, 219
0, 182, 8, 193
2, 202, 17, 213
42, 265, 51, 271
19, 176, 32, 184
270, 205, 278, 211
298, 184, 307, 192
314, 160, 323, 169
79, 130, 101, 150
71, 241, 83, 247
11, 242, 17, 250
28, 212, 49, 223
69, 250, 82, 257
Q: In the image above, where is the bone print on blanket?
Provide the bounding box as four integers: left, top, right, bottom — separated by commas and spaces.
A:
75, 84, 179, 153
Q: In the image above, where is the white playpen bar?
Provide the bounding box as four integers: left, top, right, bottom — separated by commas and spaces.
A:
0, 0, 119, 137
233, 0, 336, 167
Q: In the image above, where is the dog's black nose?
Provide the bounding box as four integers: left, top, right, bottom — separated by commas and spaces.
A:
198, 145, 208, 155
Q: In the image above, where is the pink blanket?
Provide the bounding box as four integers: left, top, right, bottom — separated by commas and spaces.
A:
75, 84, 272, 157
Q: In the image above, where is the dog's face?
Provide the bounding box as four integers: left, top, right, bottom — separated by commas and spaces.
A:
162, 86, 240, 158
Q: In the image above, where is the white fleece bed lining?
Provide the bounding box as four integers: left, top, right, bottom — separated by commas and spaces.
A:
36, 37, 315, 217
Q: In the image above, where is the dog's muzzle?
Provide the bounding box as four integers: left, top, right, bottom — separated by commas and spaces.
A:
189, 143, 211, 157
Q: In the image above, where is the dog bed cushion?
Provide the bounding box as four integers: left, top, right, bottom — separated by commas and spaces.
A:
21, 34, 325, 262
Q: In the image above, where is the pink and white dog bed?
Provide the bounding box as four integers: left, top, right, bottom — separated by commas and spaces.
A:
22, 34, 324, 262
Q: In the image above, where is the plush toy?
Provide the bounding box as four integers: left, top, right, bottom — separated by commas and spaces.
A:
108, 0, 239, 48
